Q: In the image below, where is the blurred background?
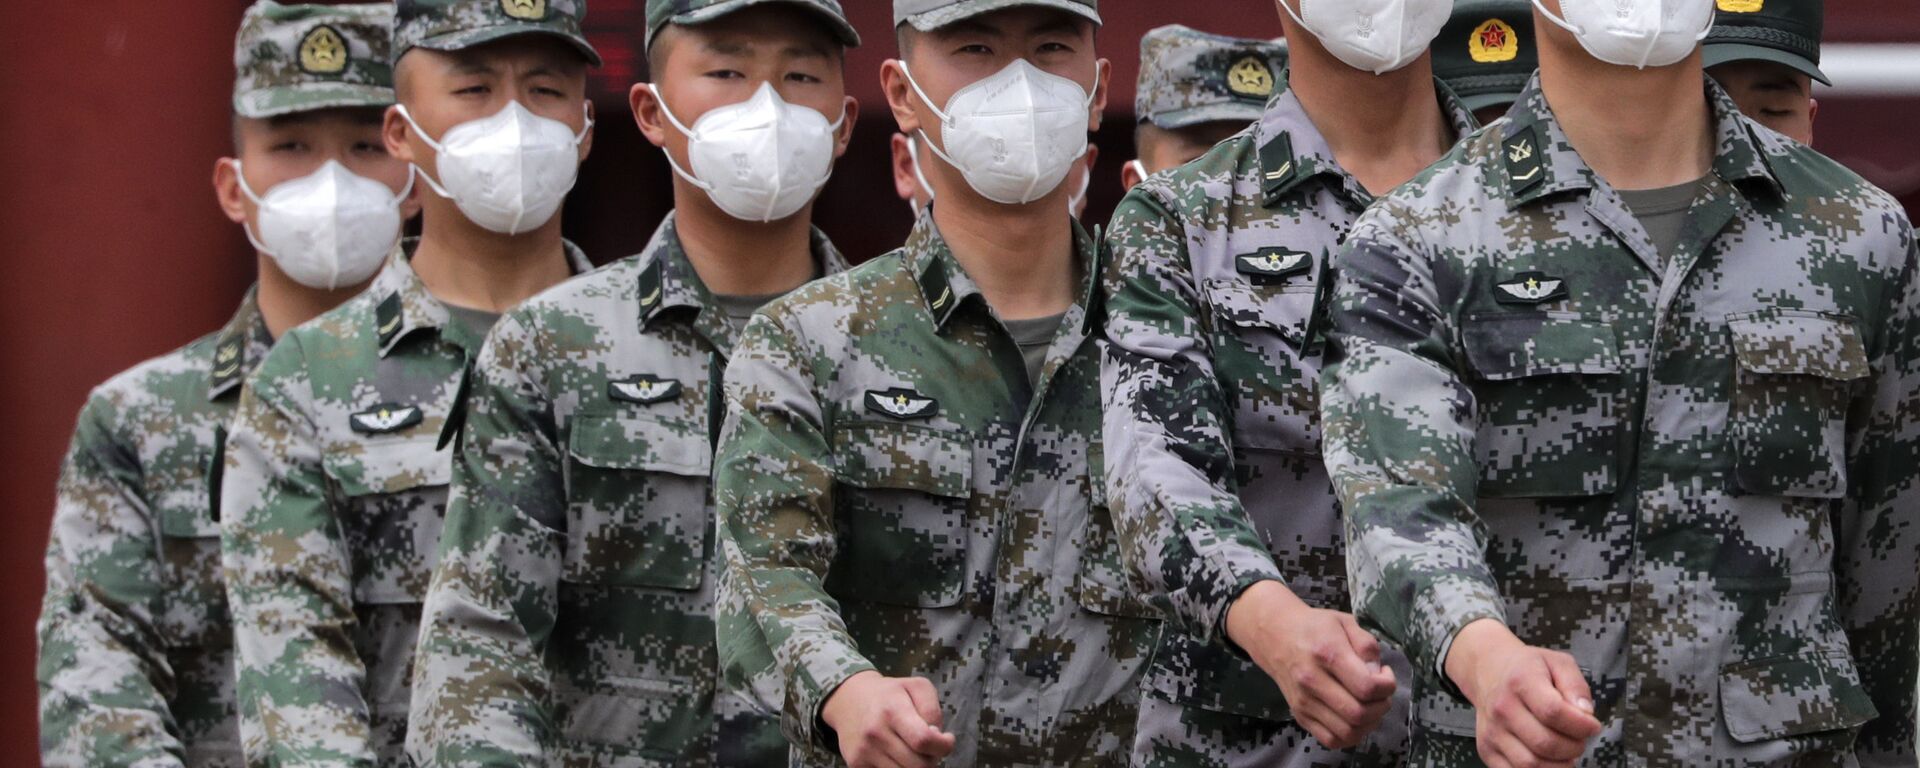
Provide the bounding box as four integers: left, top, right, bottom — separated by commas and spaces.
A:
2, 1, 1916, 752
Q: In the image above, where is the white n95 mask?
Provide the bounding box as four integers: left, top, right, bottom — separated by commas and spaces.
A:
1281, 0, 1453, 75
904, 58, 1099, 206
398, 100, 591, 235
655, 82, 843, 223
1533, 0, 1713, 69
234, 159, 407, 290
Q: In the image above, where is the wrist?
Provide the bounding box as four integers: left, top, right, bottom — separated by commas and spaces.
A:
1225, 579, 1303, 650
1445, 618, 1518, 704
821, 670, 880, 732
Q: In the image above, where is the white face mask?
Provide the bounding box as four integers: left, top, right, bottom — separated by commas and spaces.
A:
398, 100, 591, 235
233, 159, 407, 290
656, 82, 843, 223
1281, 0, 1453, 75
1533, 0, 1713, 69
903, 58, 1098, 206
906, 134, 936, 215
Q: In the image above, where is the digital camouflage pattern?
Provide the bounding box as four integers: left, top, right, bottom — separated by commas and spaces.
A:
39, 293, 270, 768
406, 214, 847, 766
1134, 25, 1286, 131
644, 0, 860, 49
1321, 75, 1920, 764
220, 241, 590, 766
894, 0, 1100, 32
233, 2, 396, 119
715, 214, 1159, 766
394, 0, 600, 66
1099, 69, 1476, 767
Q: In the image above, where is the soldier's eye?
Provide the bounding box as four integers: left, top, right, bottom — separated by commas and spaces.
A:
706, 69, 746, 80
454, 85, 489, 96
1038, 42, 1072, 54
786, 72, 822, 84
956, 44, 992, 55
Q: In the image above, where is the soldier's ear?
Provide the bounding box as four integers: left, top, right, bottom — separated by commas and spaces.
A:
832, 96, 859, 160
880, 60, 923, 137
1086, 58, 1110, 132
630, 82, 670, 148
383, 104, 416, 164
214, 156, 250, 225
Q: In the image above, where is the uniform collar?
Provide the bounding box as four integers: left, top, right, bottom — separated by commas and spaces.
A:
1252, 67, 1481, 207
904, 210, 1102, 337
635, 211, 851, 353
206, 286, 273, 402
373, 236, 593, 358
1496, 73, 1783, 208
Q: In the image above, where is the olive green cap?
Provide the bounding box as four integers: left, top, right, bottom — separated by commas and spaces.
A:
234, 1, 396, 119
1431, 0, 1538, 114
1703, 0, 1828, 85
394, 0, 601, 67
1135, 25, 1286, 131
893, 0, 1099, 33
645, 0, 860, 51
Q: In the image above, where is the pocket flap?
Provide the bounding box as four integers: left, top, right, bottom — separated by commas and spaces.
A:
834, 423, 972, 498
1463, 313, 1624, 381
327, 436, 451, 497
569, 412, 711, 477
1205, 279, 1314, 342
1728, 311, 1869, 381
1720, 651, 1878, 743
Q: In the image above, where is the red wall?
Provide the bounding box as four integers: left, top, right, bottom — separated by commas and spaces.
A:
4, 2, 1917, 757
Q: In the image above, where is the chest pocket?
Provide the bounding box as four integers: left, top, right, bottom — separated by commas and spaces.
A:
1204, 278, 1321, 457
562, 412, 713, 591
827, 421, 973, 608
1726, 310, 1867, 499
1074, 446, 1159, 620
328, 436, 450, 605
154, 464, 230, 649
1461, 312, 1626, 498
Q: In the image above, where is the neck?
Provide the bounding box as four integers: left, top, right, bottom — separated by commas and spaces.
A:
409, 198, 574, 312
1539, 48, 1714, 190
673, 181, 818, 296
931, 190, 1077, 322
255, 255, 367, 340
1287, 49, 1455, 195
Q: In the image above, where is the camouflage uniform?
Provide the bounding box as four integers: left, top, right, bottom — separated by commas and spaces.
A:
1431, 1, 1538, 116
406, 214, 849, 766
220, 242, 591, 766
1321, 75, 1920, 765
715, 213, 1160, 766
1134, 25, 1285, 132
37, 5, 392, 766
1100, 67, 1477, 768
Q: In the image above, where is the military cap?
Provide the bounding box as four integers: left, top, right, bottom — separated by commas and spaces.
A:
646, 0, 860, 51
1432, 0, 1538, 114
394, 0, 602, 67
894, 0, 1099, 33
1135, 25, 1286, 131
1703, 0, 1829, 85
233, 2, 395, 119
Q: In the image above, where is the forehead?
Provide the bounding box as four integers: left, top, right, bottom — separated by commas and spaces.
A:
920, 7, 1094, 42
666, 7, 841, 59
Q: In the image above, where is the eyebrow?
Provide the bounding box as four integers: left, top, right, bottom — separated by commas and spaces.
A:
447, 60, 497, 77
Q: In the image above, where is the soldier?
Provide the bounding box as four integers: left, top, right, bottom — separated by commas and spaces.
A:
218, 0, 599, 763
1433, 0, 1539, 125
1119, 25, 1286, 190
36, 4, 409, 766
404, 0, 860, 764
716, 0, 1160, 765
1099, 0, 1478, 765
1704, 0, 1826, 143
1322, 0, 1918, 764
890, 131, 1098, 219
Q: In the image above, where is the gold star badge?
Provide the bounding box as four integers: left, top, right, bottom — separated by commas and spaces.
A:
1469, 19, 1519, 64
1227, 56, 1274, 99
298, 26, 348, 75
500, 0, 548, 21
1718, 0, 1763, 12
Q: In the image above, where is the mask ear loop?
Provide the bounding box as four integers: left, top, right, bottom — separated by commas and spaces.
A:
394, 104, 461, 202
228, 159, 283, 260
648, 84, 720, 194
899, 62, 973, 179
906, 135, 936, 204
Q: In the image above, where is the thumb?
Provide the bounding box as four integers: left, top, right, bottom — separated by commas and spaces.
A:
904, 677, 945, 730
1340, 613, 1383, 664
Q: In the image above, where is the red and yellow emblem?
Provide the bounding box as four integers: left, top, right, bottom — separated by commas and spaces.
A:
1469, 18, 1520, 64
1718, 0, 1764, 12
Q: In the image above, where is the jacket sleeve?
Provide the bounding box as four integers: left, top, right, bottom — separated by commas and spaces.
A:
407, 312, 565, 766
1098, 184, 1286, 644
714, 310, 874, 758
38, 392, 189, 768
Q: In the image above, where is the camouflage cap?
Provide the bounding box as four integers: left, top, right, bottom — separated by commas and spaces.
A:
894, 0, 1099, 33
394, 0, 602, 67
233, 1, 395, 119
1703, 0, 1828, 85
646, 0, 860, 52
1431, 0, 1538, 114
1135, 25, 1286, 131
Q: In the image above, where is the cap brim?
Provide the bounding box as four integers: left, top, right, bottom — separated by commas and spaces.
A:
235, 83, 396, 119
1148, 103, 1265, 132
1702, 42, 1829, 86
412, 26, 603, 67
672, 0, 862, 48
905, 0, 1100, 32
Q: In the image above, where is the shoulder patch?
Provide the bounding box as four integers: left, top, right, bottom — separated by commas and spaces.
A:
609, 374, 683, 406
1236, 248, 1313, 281
350, 404, 424, 435
866, 388, 939, 421
1494, 271, 1569, 305
1504, 126, 1546, 195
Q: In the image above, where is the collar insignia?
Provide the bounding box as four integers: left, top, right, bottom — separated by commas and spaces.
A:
866, 388, 939, 421
1236, 248, 1312, 281
349, 404, 424, 435
376, 292, 404, 346
1494, 271, 1569, 305
1504, 127, 1547, 195
609, 375, 683, 406
1259, 132, 1298, 207
212, 337, 244, 382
